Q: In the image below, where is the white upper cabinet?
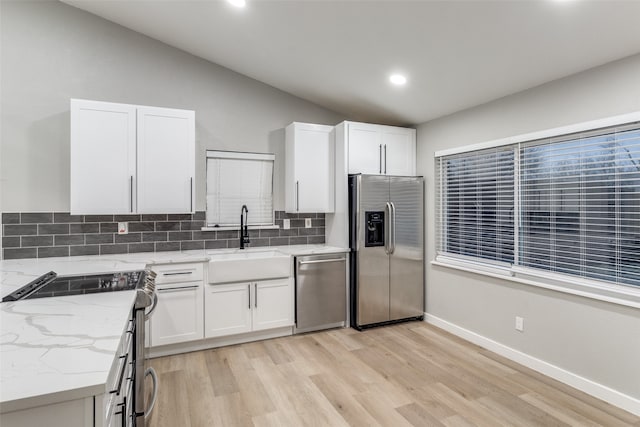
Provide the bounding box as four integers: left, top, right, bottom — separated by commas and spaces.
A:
346, 121, 416, 176
285, 122, 335, 213
70, 99, 195, 215
347, 122, 383, 174
137, 106, 195, 213
70, 100, 137, 214
381, 126, 416, 176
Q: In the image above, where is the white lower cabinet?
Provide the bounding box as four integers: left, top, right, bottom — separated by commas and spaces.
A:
148, 263, 205, 347
0, 397, 95, 427
204, 283, 252, 338
151, 281, 204, 346
253, 279, 293, 331
205, 278, 293, 338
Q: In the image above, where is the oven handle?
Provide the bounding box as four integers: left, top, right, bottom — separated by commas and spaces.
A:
144, 292, 158, 321
144, 367, 158, 419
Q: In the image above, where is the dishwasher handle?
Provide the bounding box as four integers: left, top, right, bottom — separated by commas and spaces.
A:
298, 258, 346, 265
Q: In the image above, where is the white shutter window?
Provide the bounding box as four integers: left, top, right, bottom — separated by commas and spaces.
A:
206, 151, 274, 227
436, 146, 515, 265
520, 124, 640, 287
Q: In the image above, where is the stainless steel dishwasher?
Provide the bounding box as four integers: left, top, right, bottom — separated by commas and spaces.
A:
294, 253, 347, 334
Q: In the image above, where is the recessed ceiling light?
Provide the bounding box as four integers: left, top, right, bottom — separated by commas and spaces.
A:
227, 0, 246, 8
389, 74, 407, 86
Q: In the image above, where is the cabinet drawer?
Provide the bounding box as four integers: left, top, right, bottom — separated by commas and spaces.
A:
150, 263, 204, 284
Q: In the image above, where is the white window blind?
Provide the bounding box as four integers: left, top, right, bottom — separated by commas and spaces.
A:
520, 124, 640, 287
206, 151, 274, 227
436, 120, 640, 289
436, 146, 515, 265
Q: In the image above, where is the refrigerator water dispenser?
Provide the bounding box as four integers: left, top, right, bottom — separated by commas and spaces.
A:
365, 211, 385, 247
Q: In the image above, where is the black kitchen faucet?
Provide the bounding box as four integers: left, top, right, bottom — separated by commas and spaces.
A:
240, 205, 250, 249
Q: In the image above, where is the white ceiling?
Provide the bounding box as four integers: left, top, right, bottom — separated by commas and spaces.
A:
62, 0, 640, 126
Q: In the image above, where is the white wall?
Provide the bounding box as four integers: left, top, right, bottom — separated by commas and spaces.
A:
0, 0, 344, 213
417, 54, 640, 408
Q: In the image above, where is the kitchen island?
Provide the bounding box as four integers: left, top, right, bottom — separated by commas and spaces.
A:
1, 291, 135, 415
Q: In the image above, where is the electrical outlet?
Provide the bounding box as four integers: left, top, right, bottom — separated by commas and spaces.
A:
305, 218, 312, 228
515, 316, 524, 332
283, 219, 290, 230
117, 222, 129, 235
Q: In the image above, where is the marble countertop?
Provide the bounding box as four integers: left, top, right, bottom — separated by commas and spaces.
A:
0, 244, 347, 413
0, 245, 348, 298
1, 291, 135, 413
0, 250, 210, 299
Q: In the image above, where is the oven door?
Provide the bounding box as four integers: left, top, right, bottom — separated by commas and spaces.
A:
134, 296, 158, 427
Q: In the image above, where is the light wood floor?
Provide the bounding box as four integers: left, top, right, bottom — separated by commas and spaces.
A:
146, 322, 640, 427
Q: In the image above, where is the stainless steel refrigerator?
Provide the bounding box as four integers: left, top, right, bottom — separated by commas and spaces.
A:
349, 174, 424, 330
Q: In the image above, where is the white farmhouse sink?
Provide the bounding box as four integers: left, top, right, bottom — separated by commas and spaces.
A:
208, 249, 291, 283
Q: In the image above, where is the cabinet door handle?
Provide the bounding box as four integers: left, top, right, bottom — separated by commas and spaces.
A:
161, 271, 194, 276
296, 181, 299, 211
157, 285, 199, 293
254, 283, 257, 308
110, 353, 128, 394
248, 284, 251, 309
190, 177, 193, 212
130, 176, 134, 213
384, 144, 387, 174
379, 144, 382, 174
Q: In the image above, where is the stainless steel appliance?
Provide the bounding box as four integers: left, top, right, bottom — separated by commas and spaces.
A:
134, 271, 158, 427
349, 174, 424, 330
294, 253, 347, 334
1, 270, 148, 301
2, 270, 158, 426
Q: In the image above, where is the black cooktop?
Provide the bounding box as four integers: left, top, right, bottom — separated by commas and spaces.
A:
2, 271, 146, 302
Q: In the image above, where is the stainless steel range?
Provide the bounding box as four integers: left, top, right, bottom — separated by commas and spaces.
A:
2, 270, 149, 301
2, 269, 159, 426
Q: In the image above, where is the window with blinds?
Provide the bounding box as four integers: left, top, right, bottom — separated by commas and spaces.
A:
436, 120, 640, 289
436, 146, 515, 264
520, 125, 640, 287
206, 151, 274, 227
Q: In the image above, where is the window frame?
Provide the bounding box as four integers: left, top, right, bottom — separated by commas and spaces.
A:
205, 150, 275, 228
434, 111, 640, 308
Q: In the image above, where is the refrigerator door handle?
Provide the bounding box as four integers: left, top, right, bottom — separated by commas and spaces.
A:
384, 202, 391, 255
390, 201, 396, 254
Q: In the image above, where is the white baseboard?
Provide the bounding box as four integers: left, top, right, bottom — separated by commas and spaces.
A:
424, 313, 640, 417
147, 326, 293, 358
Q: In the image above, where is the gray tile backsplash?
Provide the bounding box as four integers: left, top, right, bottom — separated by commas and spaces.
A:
2, 211, 325, 260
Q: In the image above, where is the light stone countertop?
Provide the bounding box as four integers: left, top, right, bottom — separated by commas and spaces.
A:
0, 291, 136, 413
0, 245, 348, 298
0, 244, 347, 414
